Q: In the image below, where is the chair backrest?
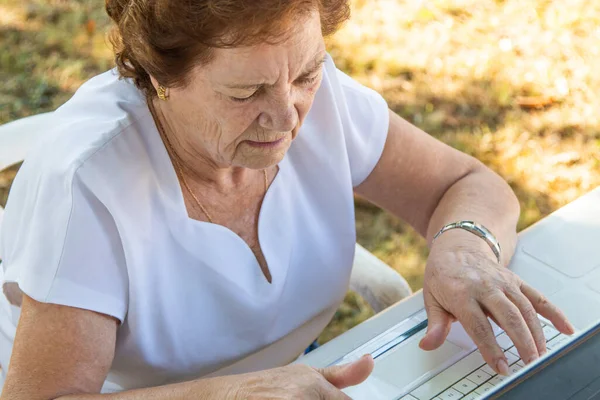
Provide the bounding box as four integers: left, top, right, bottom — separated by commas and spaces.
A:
0, 113, 54, 246
0, 112, 54, 172
0, 206, 3, 245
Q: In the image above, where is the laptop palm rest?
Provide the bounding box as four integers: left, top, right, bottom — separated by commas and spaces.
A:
344, 327, 472, 399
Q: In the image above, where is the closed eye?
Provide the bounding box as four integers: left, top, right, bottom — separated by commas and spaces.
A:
296, 74, 320, 86
230, 89, 261, 103
229, 72, 320, 103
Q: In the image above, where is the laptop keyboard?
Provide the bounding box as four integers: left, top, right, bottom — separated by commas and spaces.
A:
399, 321, 568, 400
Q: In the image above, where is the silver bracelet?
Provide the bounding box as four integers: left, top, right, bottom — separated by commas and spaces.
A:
432, 221, 502, 264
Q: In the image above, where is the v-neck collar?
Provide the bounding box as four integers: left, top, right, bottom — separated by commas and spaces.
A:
145, 108, 294, 299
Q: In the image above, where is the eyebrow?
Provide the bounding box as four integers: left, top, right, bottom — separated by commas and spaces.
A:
224, 54, 327, 90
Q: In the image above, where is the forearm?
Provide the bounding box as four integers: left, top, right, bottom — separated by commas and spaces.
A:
53, 375, 237, 400
425, 165, 520, 267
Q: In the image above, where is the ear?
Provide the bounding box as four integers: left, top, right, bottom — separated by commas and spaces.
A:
149, 75, 159, 91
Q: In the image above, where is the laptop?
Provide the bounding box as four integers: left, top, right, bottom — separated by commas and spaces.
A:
297, 187, 600, 400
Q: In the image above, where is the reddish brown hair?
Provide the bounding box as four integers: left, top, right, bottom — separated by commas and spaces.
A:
105, 0, 350, 97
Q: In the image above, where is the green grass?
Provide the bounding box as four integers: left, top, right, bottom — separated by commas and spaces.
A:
2, 0, 600, 345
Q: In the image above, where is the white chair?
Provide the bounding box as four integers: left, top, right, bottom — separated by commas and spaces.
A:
0, 113, 412, 313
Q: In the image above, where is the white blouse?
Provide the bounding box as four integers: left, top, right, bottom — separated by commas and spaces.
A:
0, 54, 389, 392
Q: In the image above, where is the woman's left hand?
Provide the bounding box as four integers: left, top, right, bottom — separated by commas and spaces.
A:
418, 230, 575, 375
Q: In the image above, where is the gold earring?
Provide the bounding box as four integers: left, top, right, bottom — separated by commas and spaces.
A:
157, 85, 169, 101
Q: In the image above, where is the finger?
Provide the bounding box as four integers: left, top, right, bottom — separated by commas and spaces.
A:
481, 291, 539, 364
419, 290, 454, 351
506, 288, 547, 358
521, 283, 575, 335
459, 301, 509, 375
317, 354, 374, 389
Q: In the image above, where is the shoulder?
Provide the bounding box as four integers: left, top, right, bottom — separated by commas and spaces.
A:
300, 55, 389, 187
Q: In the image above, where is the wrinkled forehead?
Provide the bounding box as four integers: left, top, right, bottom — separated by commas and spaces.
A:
202, 12, 325, 85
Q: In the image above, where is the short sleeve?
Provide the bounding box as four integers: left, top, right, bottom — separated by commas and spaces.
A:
334, 68, 390, 187
0, 160, 128, 322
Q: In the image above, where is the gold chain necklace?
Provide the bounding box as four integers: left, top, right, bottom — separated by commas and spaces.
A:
148, 99, 268, 224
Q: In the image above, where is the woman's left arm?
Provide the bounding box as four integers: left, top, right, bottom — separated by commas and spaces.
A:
355, 110, 574, 375
356, 109, 521, 255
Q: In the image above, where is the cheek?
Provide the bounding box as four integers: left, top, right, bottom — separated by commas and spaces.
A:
296, 87, 318, 121
218, 105, 261, 140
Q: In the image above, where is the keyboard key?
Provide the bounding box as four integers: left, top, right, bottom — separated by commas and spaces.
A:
438, 387, 464, 399
517, 360, 525, 367
480, 364, 497, 376
466, 369, 492, 385
462, 393, 481, 400
399, 396, 419, 400
504, 350, 520, 365
495, 333, 514, 350
507, 346, 526, 364
474, 382, 495, 395
542, 325, 560, 341
411, 351, 486, 399
489, 375, 508, 386
507, 346, 520, 358
509, 363, 523, 375
547, 334, 570, 351
453, 378, 478, 394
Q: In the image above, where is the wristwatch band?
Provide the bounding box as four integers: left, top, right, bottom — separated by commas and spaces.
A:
432, 221, 502, 264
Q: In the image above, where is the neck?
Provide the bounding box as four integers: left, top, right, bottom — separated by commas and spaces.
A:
149, 98, 256, 193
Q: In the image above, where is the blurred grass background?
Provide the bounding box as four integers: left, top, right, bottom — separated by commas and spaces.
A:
1, 0, 599, 344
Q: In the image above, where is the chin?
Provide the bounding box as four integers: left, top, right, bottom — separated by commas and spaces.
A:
237, 137, 291, 169
244, 154, 286, 170
241, 148, 289, 170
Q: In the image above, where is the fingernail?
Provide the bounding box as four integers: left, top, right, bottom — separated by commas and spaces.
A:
496, 359, 509, 376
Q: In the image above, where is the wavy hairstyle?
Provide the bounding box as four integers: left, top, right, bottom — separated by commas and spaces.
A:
105, 0, 350, 97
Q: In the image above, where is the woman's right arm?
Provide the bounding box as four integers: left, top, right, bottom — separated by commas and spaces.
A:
1, 295, 372, 400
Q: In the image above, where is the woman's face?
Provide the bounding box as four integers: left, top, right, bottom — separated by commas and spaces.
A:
159, 11, 326, 170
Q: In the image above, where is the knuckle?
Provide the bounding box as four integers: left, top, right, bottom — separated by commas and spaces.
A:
506, 270, 522, 284
522, 306, 538, 322
505, 309, 522, 328
481, 277, 497, 292
471, 319, 490, 340
306, 367, 326, 381
537, 294, 550, 307
487, 292, 506, 307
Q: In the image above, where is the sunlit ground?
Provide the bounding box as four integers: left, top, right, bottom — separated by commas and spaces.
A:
1, 0, 599, 344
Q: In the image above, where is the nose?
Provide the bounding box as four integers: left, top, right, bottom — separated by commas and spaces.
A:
258, 90, 298, 133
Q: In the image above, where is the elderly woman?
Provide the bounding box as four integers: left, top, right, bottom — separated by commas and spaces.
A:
0, 0, 573, 398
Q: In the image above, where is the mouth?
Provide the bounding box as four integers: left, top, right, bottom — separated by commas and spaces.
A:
245, 136, 286, 148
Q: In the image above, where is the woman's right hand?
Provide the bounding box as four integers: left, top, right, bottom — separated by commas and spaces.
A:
225, 354, 374, 399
